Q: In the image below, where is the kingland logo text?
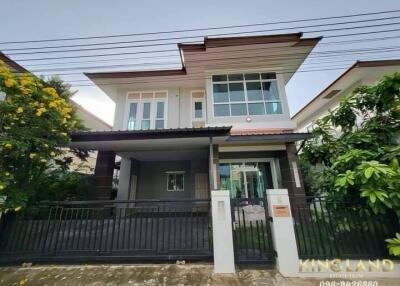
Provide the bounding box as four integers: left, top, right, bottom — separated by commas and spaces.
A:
299, 259, 394, 272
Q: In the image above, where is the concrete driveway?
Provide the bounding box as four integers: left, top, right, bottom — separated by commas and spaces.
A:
0, 264, 398, 286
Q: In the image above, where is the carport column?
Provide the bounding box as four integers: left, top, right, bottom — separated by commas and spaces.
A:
116, 157, 132, 200
211, 190, 235, 273
265, 189, 299, 277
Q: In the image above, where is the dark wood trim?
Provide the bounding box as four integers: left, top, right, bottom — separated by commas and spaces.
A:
85, 68, 187, 80
292, 37, 323, 47
227, 132, 312, 142
204, 33, 303, 48
71, 127, 232, 142
356, 59, 400, 67
0, 52, 28, 73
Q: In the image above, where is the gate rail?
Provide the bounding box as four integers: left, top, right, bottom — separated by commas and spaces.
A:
0, 199, 213, 264
231, 197, 275, 264
292, 196, 400, 259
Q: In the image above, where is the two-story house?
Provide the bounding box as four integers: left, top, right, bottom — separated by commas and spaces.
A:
69, 32, 321, 204
293, 59, 400, 133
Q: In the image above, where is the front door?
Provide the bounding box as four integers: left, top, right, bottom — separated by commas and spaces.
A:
219, 160, 277, 198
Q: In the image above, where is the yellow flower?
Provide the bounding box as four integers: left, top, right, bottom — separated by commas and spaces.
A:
14, 206, 22, 212
50, 151, 56, 157
35, 107, 46, 116
4, 78, 15, 87
40, 159, 47, 163
29, 153, 36, 159
20, 77, 32, 86
0, 184, 4, 191
61, 132, 67, 137
3, 126, 11, 130
42, 87, 58, 98
49, 101, 57, 108
4, 143, 12, 148
16, 107, 23, 113
44, 144, 49, 148
5, 172, 10, 176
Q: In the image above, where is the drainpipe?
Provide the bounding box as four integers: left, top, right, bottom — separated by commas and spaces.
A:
209, 137, 215, 191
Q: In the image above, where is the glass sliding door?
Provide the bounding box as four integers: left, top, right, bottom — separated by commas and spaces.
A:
219, 160, 276, 198
140, 102, 151, 130
126, 99, 166, 130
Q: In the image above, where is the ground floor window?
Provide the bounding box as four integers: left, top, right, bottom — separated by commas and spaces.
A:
219, 160, 276, 198
167, 172, 184, 191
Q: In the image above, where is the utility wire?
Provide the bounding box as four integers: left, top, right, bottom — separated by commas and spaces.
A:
2, 15, 400, 53
5, 21, 400, 56
17, 34, 400, 69
17, 45, 400, 74
8, 27, 400, 63
1, 9, 399, 45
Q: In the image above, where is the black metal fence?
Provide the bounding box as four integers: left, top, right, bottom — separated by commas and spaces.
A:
0, 199, 213, 263
231, 197, 275, 264
292, 196, 400, 259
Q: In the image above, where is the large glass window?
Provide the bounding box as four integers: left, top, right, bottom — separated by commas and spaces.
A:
219, 161, 275, 198
212, 72, 282, 117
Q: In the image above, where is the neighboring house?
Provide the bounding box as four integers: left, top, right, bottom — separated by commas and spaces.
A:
68, 101, 112, 173
0, 52, 28, 74
68, 32, 322, 202
292, 59, 400, 133
0, 52, 113, 173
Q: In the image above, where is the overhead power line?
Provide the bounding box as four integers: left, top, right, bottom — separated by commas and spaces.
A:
2, 15, 400, 54
17, 34, 400, 69
1, 9, 399, 45
17, 45, 400, 75
7, 27, 400, 63
4, 20, 400, 56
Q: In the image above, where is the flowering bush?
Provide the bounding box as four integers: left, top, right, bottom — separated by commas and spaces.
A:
0, 60, 85, 211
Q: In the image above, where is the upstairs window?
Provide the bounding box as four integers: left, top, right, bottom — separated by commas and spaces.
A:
126, 91, 167, 130
212, 72, 282, 117
191, 90, 205, 122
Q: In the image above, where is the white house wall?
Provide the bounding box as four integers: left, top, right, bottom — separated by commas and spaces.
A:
111, 74, 294, 131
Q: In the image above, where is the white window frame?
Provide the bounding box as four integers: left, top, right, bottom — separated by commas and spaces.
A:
124, 91, 168, 130
211, 72, 282, 117
166, 171, 185, 192
219, 158, 279, 196
191, 90, 206, 122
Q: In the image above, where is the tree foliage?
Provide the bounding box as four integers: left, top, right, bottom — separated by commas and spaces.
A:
0, 61, 86, 211
300, 73, 400, 255
301, 72, 400, 214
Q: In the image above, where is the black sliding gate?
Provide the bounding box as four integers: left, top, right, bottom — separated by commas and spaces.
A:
0, 199, 213, 264
231, 198, 275, 264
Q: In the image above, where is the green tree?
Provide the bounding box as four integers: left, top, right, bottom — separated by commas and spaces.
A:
300, 72, 400, 254
0, 61, 86, 211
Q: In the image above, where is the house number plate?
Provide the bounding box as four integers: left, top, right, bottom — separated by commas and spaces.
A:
272, 205, 290, 217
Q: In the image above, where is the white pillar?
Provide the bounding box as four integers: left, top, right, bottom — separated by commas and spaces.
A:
266, 189, 299, 277
211, 190, 235, 273
116, 157, 131, 200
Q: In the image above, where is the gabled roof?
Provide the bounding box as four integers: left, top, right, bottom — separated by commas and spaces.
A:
292, 59, 400, 121
71, 100, 112, 130
0, 52, 27, 73
85, 32, 321, 81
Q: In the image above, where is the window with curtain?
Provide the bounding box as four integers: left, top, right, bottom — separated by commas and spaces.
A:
212, 72, 282, 117
126, 91, 167, 130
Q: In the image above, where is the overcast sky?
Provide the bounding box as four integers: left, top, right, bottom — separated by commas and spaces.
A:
1, 0, 399, 125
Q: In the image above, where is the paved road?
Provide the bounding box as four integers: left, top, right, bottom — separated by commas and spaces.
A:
0, 264, 398, 286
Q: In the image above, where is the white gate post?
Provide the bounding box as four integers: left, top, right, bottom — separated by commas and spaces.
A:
211, 190, 235, 273
265, 189, 299, 277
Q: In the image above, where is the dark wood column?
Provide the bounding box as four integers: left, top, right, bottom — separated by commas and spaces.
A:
94, 151, 116, 200
279, 143, 306, 206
